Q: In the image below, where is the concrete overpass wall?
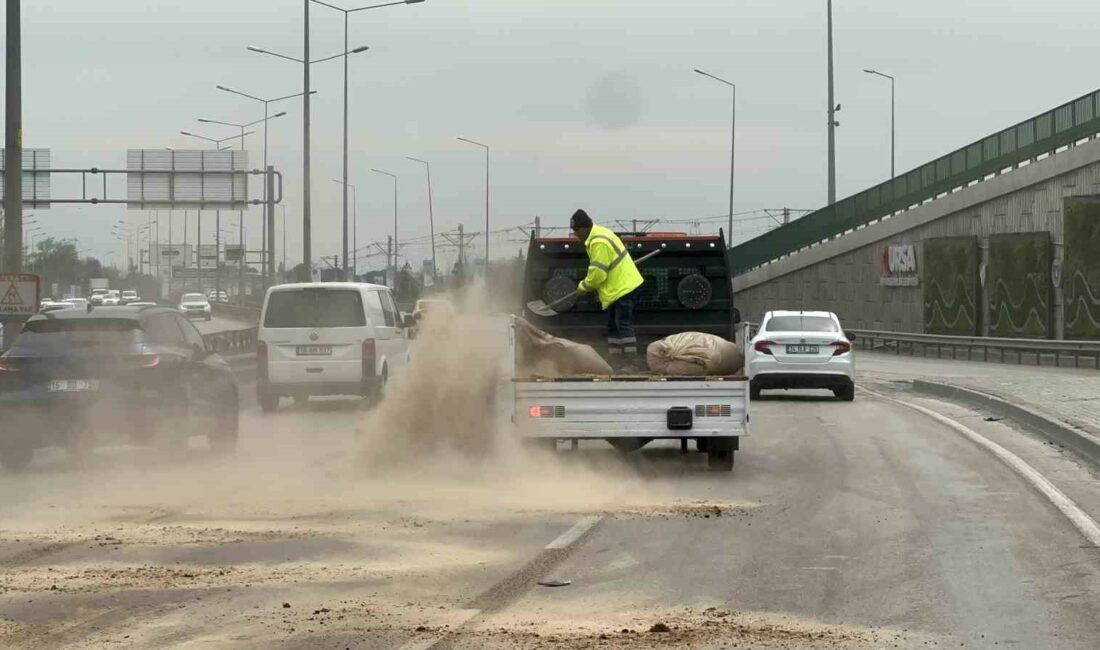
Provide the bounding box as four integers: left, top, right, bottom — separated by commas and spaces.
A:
733, 138, 1100, 337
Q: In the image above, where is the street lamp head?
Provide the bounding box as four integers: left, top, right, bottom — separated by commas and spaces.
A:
693, 68, 705, 75
197, 118, 213, 124
273, 111, 288, 118
352, 45, 370, 54
864, 69, 876, 74
246, 46, 265, 54
405, 0, 425, 3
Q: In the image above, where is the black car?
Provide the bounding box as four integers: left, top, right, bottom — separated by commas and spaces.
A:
0, 306, 239, 470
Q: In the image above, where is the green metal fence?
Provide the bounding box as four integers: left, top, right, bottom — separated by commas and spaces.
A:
731, 88, 1100, 275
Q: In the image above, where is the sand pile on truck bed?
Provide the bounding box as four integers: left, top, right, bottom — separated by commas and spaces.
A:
514, 317, 612, 376
646, 332, 743, 376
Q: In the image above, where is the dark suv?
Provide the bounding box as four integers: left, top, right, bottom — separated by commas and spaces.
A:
0, 306, 239, 470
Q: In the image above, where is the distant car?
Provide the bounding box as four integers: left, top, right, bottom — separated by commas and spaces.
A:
746, 310, 855, 401
179, 293, 212, 321
39, 299, 54, 309
89, 289, 109, 306
100, 296, 121, 306
0, 306, 239, 470
120, 290, 139, 304
62, 298, 89, 312
39, 302, 73, 314
412, 298, 454, 322
208, 290, 229, 303
256, 282, 412, 412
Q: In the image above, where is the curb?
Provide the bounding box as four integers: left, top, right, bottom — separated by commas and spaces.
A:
911, 379, 1100, 469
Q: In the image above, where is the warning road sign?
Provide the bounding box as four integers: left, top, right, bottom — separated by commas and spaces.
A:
0, 274, 40, 318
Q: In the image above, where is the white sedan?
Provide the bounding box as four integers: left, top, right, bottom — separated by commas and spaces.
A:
746, 310, 855, 401
179, 293, 212, 320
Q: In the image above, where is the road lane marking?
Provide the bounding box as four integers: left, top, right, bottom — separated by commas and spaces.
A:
545, 515, 603, 550
397, 608, 481, 650
865, 387, 1100, 547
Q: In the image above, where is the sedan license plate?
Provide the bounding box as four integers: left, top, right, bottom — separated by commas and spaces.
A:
296, 345, 333, 356
48, 379, 100, 393
786, 344, 819, 354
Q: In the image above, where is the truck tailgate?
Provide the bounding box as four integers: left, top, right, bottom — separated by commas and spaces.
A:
515, 378, 749, 439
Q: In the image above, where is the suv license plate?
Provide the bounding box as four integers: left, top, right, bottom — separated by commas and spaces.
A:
49, 379, 100, 393
297, 345, 333, 356
786, 344, 819, 354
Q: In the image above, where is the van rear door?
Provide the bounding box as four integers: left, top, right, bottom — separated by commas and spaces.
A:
365, 289, 405, 377
261, 287, 368, 384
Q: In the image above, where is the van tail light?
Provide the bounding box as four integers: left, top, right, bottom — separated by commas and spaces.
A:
130, 354, 160, 369
832, 341, 852, 356
753, 340, 775, 356
362, 339, 376, 377
257, 340, 269, 381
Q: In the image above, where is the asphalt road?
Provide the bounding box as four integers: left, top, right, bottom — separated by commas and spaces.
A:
0, 381, 1099, 648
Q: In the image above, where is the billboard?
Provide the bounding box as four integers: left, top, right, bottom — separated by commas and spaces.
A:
224, 244, 244, 266
126, 149, 248, 209
198, 244, 218, 269
152, 244, 192, 269
0, 149, 50, 208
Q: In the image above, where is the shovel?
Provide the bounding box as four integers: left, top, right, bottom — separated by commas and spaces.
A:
526, 248, 662, 317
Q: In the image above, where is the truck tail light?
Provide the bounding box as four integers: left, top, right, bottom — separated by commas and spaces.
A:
753, 340, 775, 355
362, 339, 376, 377
257, 340, 269, 381
832, 341, 851, 356
529, 405, 565, 418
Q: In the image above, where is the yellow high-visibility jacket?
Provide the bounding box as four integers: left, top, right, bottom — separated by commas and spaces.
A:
578, 224, 644, 310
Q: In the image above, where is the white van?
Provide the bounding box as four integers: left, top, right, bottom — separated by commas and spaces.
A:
256, 282, 412, 412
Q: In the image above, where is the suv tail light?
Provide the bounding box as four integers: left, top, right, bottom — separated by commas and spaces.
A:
257, 340, 269, 381
832, 341, 852, 356
362, 339, 376, 377
753, 340, 775, 355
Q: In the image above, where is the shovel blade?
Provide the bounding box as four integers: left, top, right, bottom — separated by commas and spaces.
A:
526, 300, 558, 317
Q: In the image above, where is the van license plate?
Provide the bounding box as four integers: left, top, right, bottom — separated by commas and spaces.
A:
296, 345, 333, 356
49, 379, 100, 393
786, 344, 819, 354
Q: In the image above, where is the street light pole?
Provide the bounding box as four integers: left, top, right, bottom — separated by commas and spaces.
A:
248, 42, 370, 283
406, 156, 436, 282
827, 0, 837, 205
3, 0, 22, 276
332, 179, 356, 279
311, 0, 426, 281
457, 137, 489, 266
371, 169, 397, 285
215, 85, 313, 287
864, 68, 895, 179
694, 68, 736, 247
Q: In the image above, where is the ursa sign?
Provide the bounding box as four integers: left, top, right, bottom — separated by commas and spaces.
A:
881, 244, 919, 286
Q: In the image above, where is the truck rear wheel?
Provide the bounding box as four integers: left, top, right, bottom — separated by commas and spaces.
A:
707, 449, 734, 471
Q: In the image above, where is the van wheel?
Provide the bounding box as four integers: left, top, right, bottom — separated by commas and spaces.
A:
258, 387, 279, 413
750, 385, 761, 400
834, 384, 855, 402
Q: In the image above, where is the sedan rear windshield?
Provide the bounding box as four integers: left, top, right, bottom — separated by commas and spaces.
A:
11, 319, 142, 352
764, 315, 839, 333
264, 289, 366, 328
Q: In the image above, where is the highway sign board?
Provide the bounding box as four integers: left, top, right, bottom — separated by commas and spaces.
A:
0, 149, 51, 208
126, 149, 248, 209
0, 274, 41, 318
198, 244, 218, 269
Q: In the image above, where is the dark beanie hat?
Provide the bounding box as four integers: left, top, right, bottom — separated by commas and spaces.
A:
570, 209, 593, 229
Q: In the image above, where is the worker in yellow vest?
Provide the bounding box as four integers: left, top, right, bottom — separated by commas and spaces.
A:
571, 209, 645, 369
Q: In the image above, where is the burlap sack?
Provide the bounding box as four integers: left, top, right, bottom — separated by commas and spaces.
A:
646, 332, 744, 376
514, 317, 613, 376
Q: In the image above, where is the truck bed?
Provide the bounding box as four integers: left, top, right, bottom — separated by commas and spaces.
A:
514, 376, 749, 440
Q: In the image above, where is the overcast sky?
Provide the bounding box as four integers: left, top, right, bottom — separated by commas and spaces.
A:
4, 0, 1100, 272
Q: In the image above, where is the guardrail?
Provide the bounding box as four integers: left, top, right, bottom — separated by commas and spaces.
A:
848, 328, 1100, 369
211, 302, 261, 323
202, 327, 258, 355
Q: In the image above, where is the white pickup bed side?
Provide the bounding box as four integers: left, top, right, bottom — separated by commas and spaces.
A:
515, 379, 749, 439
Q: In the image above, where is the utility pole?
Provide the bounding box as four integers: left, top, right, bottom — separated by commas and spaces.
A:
783, 207, 790, 225
826, 0, 837, 205
387, 235, 393, 287
534, 216, 541, 239
3, 0, 23, 275
302, 0, 312, 282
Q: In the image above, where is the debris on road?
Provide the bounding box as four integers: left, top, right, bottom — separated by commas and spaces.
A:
537, 579, 571, 588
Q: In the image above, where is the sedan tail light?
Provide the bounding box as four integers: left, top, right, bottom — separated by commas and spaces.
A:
753, 340, 775, 355
257, 340, 269, 381
362, 339, 376, 377
832, 341, 852, 356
